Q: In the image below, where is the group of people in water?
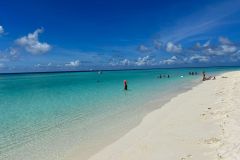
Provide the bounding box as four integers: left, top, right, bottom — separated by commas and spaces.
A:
189, 72, 198, 75
157, 74, 170, 78
122, 71, 216, 91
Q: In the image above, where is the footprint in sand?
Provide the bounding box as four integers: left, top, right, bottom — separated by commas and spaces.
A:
204, 137, 221, 144
180, 154, 193, 159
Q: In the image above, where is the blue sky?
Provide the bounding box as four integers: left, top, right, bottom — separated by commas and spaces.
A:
1, 0, 240, 72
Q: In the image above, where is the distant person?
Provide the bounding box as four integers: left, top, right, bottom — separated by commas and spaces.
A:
159, 74, 162, 79
124, 80, 128, 90
202, 72, 212, 81
202, 72, 206, 81
167, 75, 170, 78
213, 76, 216, 80
191, 72, 194, 75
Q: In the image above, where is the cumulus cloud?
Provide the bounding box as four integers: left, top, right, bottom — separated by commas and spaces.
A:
206, 45, 238, 56
221, 45, 237, 53
35, 62, 53, 68
189, 55, 209, 63
166, 42, 182, 53
219, 36, 232, 45
0, 25, 4, 35
120, 59, 131, 65
109, 59, 119, 66
34, 64, 41, 68
16, 28, 51, 54
160, 56, 178, 65
203, 40, 211, 48
109, 57, 156, 66
65, 60, 80, 67
137, 45, 150, 53
135, 56, 155, 66
34, 63, 49, 68
109, 58, 132, 66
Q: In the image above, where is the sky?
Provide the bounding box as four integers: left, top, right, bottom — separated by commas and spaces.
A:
1, 0, 240, 72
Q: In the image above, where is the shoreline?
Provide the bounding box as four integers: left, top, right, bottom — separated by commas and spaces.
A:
87, 71, 240, 160
66, 75, 203, 160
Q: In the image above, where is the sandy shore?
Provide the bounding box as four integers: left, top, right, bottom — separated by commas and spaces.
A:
88, 71, 240, 160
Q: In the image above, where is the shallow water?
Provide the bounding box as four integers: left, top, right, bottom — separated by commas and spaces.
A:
0, 67, 239, 160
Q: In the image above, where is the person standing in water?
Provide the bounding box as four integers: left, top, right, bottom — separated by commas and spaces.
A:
124, 80, 128, 90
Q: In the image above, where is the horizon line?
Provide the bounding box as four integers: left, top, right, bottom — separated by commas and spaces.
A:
0, 65, 240, 75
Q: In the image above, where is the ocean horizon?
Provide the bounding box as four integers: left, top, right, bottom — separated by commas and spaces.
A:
0, 67, 239, 160
1, 65, 240, 75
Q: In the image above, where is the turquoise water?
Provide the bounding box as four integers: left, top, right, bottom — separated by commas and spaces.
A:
0, 67, 239, 160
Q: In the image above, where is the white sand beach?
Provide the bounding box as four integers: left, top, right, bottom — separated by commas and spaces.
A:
88, 71, 240, 160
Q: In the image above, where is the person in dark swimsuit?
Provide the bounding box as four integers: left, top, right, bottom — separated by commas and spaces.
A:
124, 80, 128, 90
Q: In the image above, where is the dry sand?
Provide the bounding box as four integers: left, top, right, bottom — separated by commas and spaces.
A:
88, 71, 240, 160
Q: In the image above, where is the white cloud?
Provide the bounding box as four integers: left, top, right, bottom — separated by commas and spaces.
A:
203, 40, 211, 47
34, 64, 41, 67
206, 48, 220, 55
65, 60, 80, 67
120, 59, 131, 65
137, 45, 150, 53
189, 55, 209, 63
0, 25, 4, 35
109, 59, 119, 66
9, 48, 17, 56
34, 63, 53, 68
206, 43, 238, 56
219, 36, 232, 45
166, 42, 182, 53
160, 56, 178, 65
135, 56, 155, 66
194, 40, 210, 49
221, 45, 237, 53
16, 28, 51, 54
109, 58, 132, 66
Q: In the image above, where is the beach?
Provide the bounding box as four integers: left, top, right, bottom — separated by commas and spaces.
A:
88, 71, 240, 160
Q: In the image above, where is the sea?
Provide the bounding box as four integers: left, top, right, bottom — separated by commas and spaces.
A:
0, 67, 239, 160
